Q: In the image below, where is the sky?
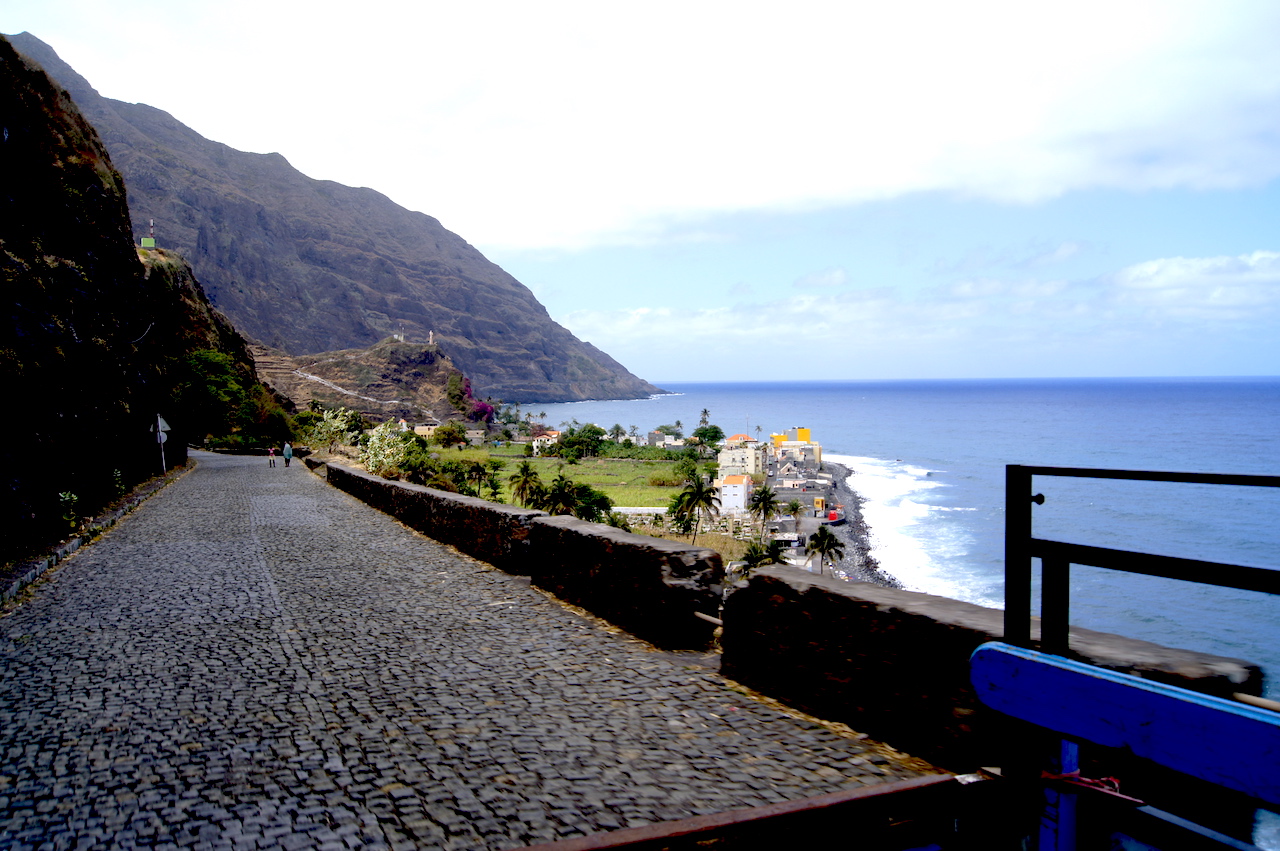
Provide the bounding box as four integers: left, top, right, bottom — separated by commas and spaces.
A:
6, 0, 1280, 382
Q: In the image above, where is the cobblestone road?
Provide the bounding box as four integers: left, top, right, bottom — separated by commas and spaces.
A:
0, 452, 933, 850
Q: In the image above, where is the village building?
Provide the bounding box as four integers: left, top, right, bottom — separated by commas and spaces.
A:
717, 434, 768, 477
412, 416, 442, 439
718, 474, 754, 514
771, 426, 823, 466
532, 431, 561, 454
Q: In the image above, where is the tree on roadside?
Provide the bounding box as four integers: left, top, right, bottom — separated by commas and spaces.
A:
362, 420, 408, 477
306, 406, 361, 453
748, 484, 780, 541
805, 525, 846, 574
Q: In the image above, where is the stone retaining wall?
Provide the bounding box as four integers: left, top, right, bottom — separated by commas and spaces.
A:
720, 566, 1262, 772
312, 461, 724, 650
309, 459, 1264, 784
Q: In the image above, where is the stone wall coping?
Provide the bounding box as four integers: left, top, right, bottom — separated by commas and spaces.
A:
745, 565, 1259, 686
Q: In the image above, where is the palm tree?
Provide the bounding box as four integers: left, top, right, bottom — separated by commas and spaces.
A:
805, 525, 846, 574
674, 476, 720, 546
543, 471, 580, 516
699, 408, 710, 427
741, 539, 787, 575
785, 498, 805, 534
508, 460, 542, 507
467, 461, 488, 492
608, 423, 626, 443
748, 484, 780, 542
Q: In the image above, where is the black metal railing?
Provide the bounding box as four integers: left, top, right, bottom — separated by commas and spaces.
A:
1004, 465, 1280, 655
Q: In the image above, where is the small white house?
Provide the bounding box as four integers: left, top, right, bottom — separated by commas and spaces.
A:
719, 474, 754, 514
532, 431, 561, 454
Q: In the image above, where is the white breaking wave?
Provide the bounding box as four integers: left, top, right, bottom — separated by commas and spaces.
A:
826, 453, 999, 608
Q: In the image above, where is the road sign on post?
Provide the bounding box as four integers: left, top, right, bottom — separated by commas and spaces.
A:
154, 414, 171, 473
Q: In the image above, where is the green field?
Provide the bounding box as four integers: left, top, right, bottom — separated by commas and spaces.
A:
488, 453, 681, 507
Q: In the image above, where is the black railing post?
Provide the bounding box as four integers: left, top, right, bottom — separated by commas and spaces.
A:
1005, 465, 1034, 648
1041, 558, 1070, 656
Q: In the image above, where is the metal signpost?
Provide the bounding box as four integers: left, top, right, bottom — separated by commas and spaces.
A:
154, 414, 170, 474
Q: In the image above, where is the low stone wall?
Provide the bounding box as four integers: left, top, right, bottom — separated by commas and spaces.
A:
526, 515, 725, 650
313, 461, 724, 650
720, 566, 1262, 772
321, 463, 544, 574
310, 459, 1264, 790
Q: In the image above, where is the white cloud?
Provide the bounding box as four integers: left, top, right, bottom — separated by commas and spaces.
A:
558, 249, 1280, 378
793, 268, 850, 289
14, 0, 1280, 250
1023, 242, 1087, 268
1110, 251, 1280, 318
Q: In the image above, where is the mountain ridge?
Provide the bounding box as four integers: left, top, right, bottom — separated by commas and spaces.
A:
9, 32, 661, 404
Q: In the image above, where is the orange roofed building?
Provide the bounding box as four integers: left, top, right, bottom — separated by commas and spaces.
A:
719, 474, 754, 514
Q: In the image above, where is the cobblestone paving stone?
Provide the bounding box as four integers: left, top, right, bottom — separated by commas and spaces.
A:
0, 452, 935, 850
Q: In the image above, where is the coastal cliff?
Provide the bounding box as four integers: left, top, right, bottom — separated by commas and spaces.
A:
9, 33, 663, 404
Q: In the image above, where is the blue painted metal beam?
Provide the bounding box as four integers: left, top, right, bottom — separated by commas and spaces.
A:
970, 642, 1280, 808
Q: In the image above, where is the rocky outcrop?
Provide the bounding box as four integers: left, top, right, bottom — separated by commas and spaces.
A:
251, 338, 460, 422
9, 33, 663, 404
0, 35, 263, 560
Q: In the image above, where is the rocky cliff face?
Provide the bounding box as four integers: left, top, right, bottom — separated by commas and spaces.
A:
251, 339, 462, 423
9, 33, 662, 404
0, 36, 263, 560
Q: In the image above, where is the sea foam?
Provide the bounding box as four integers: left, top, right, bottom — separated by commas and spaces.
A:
826, 453, 999, 608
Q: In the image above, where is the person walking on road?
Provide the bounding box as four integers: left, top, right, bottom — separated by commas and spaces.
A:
283, 442, 293, 467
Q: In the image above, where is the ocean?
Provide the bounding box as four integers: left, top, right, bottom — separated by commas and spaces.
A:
535, 378, 1280, 699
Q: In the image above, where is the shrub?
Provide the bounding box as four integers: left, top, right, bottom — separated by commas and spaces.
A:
362, 421, 407, 478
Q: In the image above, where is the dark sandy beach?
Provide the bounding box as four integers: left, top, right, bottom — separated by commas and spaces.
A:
823, 460, 902, 588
